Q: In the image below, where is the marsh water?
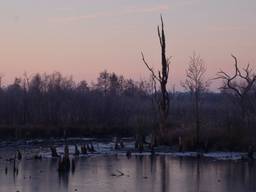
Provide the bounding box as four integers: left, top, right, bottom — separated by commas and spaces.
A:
0, 154, 256, 192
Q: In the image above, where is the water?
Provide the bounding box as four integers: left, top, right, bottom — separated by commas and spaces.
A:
0, 155, 255, 192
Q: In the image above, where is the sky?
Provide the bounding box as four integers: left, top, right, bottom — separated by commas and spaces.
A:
0, 0, 256, 90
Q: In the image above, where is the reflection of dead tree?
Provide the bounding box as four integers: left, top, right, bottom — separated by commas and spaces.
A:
141, 16, 171, 145
216, 55, 256, 138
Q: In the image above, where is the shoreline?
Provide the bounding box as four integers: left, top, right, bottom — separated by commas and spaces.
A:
0, 138, 254, 161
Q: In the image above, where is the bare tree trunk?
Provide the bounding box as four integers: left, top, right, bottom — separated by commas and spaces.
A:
142, 16, 170, 145
195, 91, 200, 148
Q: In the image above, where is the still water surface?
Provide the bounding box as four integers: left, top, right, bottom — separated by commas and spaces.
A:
0, 155, 255, 192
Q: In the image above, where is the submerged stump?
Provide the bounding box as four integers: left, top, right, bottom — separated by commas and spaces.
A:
81, 145, 87, 154
74, 145, 80, 156
16, 150, 22, 160
51, 146, 60, 158
58, 145, 70, 172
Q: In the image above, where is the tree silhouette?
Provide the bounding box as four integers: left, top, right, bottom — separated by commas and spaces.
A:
217, 55, 256, 140
141, 15, 171, 145
182, 53, 209, 149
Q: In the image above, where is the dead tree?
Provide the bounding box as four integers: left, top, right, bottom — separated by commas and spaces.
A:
216, 55, 256, 142
182, 53, 209, 149
22, 72, 30, 126
141, 16, 171, 145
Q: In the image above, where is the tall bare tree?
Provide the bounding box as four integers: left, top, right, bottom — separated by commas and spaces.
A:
182, 53, 209, 149
141, 16, 171, 145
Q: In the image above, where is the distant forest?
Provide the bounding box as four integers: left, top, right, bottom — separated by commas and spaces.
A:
0, 68, 255, 151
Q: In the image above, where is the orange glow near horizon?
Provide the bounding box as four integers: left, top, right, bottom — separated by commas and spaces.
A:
0, 0, 255, 91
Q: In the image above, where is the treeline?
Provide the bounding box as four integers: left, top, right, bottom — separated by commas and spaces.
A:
0, 70, 255, 150
0, 71, 154, 138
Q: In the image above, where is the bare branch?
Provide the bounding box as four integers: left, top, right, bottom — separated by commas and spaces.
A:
217, 55, 256, 99
141, 52, 161, 82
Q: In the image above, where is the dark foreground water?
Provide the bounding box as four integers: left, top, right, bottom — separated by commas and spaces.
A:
0, 155, 256, 192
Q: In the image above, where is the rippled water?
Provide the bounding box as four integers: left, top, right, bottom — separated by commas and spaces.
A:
0, 155, 256, 192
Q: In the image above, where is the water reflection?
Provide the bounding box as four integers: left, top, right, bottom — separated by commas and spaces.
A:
160, 156, 169, 192
0, 155, 256, 192
58, 171, 69, 189
196, 159, 200, 192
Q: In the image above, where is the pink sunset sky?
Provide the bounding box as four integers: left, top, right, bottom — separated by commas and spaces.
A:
0, 0, 255, 91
